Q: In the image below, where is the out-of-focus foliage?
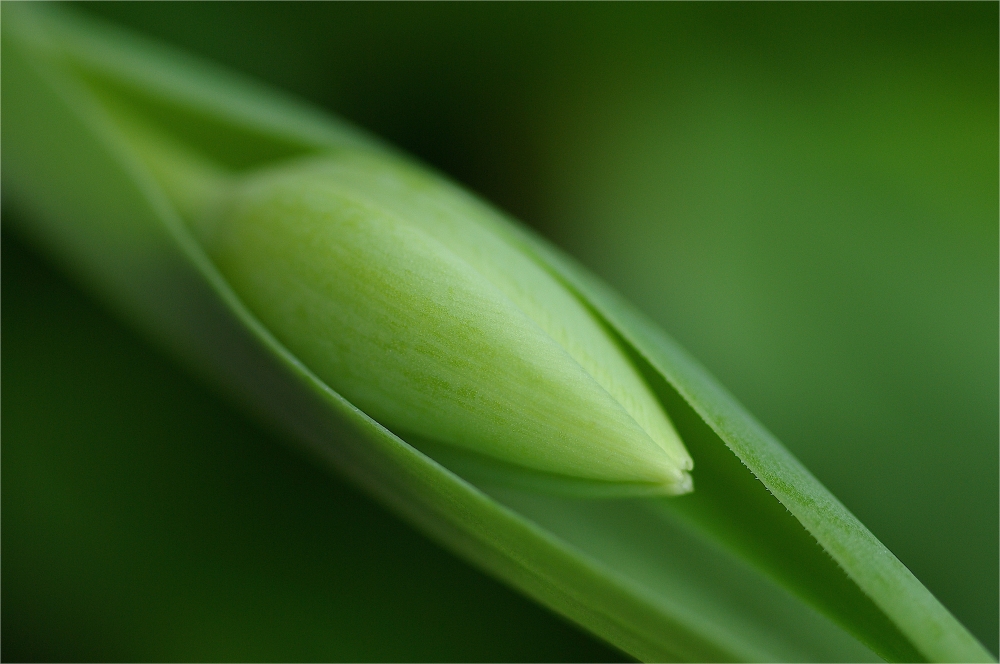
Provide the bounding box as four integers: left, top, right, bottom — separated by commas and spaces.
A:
4, 3, 996, 660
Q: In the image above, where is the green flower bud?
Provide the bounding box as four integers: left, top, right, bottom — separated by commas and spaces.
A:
186, 152, 693, 495
128, 110, 692, 496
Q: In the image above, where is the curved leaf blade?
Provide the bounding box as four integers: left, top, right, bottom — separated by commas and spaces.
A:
510, 232, 993, 662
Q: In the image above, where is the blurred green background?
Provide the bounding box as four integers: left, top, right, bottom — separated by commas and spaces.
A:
3, 3, 996, 660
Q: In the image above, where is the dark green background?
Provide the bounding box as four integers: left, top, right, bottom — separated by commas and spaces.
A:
4, 3, 996, 660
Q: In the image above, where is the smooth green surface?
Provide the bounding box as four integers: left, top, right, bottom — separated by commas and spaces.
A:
171, 153, 692, 492
3, 4, 995, 662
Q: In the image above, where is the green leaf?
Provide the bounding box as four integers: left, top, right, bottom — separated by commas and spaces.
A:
2, 5, 992, 662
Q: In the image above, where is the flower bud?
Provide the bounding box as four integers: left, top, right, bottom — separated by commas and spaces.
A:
191, 151, 694, 495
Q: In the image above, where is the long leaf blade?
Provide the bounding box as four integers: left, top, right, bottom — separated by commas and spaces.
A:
512, 236, 990, 662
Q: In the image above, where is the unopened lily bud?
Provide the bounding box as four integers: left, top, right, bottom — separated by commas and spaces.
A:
183, 150, 694, 496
